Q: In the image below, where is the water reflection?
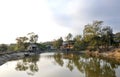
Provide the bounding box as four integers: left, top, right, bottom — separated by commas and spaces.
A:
15, 54, 40, 76
53, 53, 64, 67
53, 53, 120, 77
12, 52, 120, 77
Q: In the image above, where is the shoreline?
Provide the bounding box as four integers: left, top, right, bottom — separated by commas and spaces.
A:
0, 51, 41, 66
86, 48, 120, 62
0, 48, 120, 66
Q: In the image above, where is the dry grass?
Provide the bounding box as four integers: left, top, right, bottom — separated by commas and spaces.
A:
86, 48, 120, 61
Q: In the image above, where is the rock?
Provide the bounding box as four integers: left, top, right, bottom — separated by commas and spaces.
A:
24, 53, 30, 57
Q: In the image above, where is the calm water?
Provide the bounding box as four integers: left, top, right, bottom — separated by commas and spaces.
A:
0, 52, 120, 77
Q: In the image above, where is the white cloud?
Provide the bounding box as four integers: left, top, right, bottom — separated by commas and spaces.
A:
0, 0, 119, 43
0, 0, 73, 44
48, 0, 120, 35
48, 0, 89, 35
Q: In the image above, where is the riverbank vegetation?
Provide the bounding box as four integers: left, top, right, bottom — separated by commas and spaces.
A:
0, 20, 119, 56
0, 32, 46, 54
52, 20, 120, 52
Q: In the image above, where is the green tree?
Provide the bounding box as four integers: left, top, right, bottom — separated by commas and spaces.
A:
27, 32, 38, 43
16, 36, 28, 51
113, 32, 120, 47
73, 35, 81, 42
101, 26, 114, 50
0, 44, 8, 52
8, 44, 17, 51
73, 35, 82, 51
83, 20, 103, 50
53, 37, 63, 49
65, 33, 73, 41
83, 20, 114, 51
36, 43, 47, 51
114, 32, 120, 41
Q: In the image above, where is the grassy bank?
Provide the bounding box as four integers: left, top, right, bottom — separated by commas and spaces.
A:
86, 48, 120, 62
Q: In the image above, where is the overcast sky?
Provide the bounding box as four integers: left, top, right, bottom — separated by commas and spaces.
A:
0, 0, 120, 44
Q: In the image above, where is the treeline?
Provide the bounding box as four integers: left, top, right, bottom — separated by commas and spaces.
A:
0, 32, 46, 52
0, 20, 120, 52
52, 20, 120, 51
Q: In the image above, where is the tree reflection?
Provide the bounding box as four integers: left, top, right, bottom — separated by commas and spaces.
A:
53, 53, 120, 77
15, 54, 40, 75
67, 60, 74, 71
53, 53, 64, 67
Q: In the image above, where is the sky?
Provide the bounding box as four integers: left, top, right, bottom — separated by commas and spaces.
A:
0, 0, 120, 44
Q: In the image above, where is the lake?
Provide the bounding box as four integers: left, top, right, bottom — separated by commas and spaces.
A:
0, 52, 120, 77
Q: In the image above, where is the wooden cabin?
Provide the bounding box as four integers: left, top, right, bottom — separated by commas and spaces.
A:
27, 44, 38, 52
60, 41, 74, 51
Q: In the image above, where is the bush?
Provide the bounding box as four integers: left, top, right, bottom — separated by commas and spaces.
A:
0, 44, 8, 52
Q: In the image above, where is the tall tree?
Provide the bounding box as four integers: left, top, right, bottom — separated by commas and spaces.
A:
16, 36, 28, 51
114, 32, 120, 42
53, 37, 63, 49
73, 35, 81, 42
113, 32, 120, 47
27, 32, 38, 43
65, 33, 73, 41
0, 44, 8, 52
73, 35, 82, 51
83, 20, 103, 50
101, 26, 113, 49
